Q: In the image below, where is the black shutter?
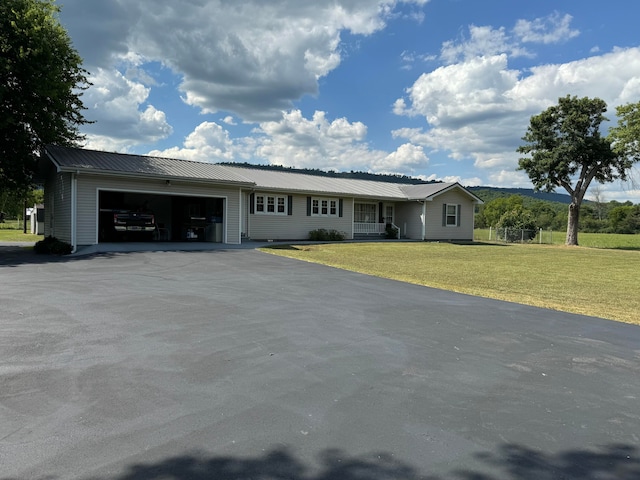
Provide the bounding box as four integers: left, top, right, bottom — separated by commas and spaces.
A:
338, 199, 343, 217
378, 202, 384, 223
307, 197, 312, 216
250, 193, 255, 214
442, 204, 447, 226
457, 204, 461, 227
288, 196, 293, 216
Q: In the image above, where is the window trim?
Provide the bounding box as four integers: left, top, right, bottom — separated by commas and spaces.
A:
443, 203, 460, 227
254, 193, 288, 215
310, 196, 339, 217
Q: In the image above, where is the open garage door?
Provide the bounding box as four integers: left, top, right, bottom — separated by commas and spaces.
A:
98, 190, 224, 243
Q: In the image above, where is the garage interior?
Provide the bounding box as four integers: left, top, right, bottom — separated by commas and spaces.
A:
98, 191, 224, 243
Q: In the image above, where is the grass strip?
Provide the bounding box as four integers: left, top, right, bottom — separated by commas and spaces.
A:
262, 242, 640, 325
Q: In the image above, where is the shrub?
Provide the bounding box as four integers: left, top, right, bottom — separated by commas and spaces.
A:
385, 224, 399, 239
308, 228, 346, 241
34, 235, 73, 255
496, 209, 538, 243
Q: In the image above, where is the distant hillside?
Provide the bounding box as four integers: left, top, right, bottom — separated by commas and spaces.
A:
220, 162, 434, 185
468, 186, 574, 205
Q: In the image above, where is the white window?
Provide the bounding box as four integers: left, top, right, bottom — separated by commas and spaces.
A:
445, 204, 459, 227
311, 197, 338, 217
255, 194, 287, 215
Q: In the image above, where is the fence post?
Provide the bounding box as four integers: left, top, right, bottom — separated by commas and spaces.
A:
539, 228, 542, 244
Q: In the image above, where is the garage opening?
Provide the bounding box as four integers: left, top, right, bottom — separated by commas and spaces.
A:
98, 191, 224, 243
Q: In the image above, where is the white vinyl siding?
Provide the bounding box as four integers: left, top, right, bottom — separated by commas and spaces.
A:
248, 194, 352, 240
74, 176, 242, 245
425, 190, 474, 240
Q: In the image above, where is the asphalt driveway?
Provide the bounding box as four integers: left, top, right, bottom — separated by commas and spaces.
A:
1, 247, 639, 479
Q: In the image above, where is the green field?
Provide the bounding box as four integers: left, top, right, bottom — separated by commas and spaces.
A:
263, 241, 640, 325
0, 220, 42, 242
474, 228, 640, 249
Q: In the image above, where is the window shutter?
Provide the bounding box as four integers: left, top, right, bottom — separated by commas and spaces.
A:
288, 196, 293, 216
307, 196, 311, 216
378, 202, 384, 223
457, 204, 461, 227
250, 193, 255, 214
338, 199, 343, 217
442, 204, 447, 226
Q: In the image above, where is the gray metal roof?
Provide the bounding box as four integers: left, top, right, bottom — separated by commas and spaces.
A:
401, 183, 484, 203
45, 145, 254, 185
223, 166, 411, 200
43, 146, 481, 202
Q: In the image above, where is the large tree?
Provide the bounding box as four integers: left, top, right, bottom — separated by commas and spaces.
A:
517, 95, 624, 246
0, 0, 90, 193
608, 101, 640, 186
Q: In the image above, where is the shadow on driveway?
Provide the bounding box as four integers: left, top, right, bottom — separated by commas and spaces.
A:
4, 443, 635, 480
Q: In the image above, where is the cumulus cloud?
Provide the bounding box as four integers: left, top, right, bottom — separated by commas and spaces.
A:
81, 67, 173, 152
255, 110, 429, 174
513, 12, 579, 44
394, 47, 640, 179
440, 26, 531, 64
148, 122, 239, 163
60, 0, 428, 123
146, 110, 429, 176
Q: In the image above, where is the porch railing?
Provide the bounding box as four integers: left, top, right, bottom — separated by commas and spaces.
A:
354, 222, 386, 235
354, 222, 401, 238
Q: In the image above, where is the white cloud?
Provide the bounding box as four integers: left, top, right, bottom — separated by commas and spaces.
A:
394, 47, 640, 187
438, 13, 579, 65
81, 67, 173, 152
146, 110, 429, 176
440, 25, 531, 64
61, 0, 429, 122
148, 122, 237, 162
513, 12, 579, 44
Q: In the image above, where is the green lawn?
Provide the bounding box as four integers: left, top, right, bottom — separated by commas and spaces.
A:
263, 241, 640, 325
474, 228, 640, 249
0, 221, 42, 242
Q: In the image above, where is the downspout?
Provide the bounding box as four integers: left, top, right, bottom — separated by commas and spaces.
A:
71, 172, 78, 253
420, 200, 426, 240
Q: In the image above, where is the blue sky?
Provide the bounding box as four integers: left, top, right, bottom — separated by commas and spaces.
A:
58, 0, 640, 201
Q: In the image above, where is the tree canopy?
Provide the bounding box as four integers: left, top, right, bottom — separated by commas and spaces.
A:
0, 0, 91, 193
516, 95, 636, 245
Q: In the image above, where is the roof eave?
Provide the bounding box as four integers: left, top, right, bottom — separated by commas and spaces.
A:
56, 166, 256, 187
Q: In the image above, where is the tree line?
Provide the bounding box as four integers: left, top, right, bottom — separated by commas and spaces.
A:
475, 194, 640, 235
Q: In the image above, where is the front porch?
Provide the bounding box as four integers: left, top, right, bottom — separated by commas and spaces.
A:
353, 222, 400, 239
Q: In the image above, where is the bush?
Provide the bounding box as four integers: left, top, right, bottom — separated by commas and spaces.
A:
308, 228, 346, 241
497, 209, 538, 243
34, 235, 72, 255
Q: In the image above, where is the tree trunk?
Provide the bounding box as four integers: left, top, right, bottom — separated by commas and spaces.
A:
566, 202, 580, 246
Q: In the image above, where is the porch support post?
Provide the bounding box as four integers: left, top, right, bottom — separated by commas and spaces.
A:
421, 200, 426, 240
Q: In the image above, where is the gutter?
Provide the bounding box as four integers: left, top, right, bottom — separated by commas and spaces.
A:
55, 167, 256, 188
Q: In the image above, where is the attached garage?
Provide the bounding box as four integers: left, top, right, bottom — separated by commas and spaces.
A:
41, 145, 254, 251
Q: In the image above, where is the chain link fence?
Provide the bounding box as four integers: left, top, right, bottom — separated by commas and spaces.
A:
479, 227, 560, 244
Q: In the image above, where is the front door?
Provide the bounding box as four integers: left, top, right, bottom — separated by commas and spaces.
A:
384, 204, 394, 225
